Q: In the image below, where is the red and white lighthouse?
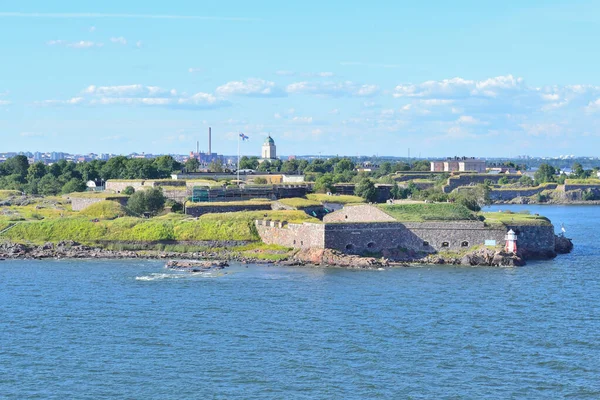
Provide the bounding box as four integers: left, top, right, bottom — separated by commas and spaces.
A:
505, 229, 518, 253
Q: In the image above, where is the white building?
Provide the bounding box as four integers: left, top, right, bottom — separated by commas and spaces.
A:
261, 135, 277, 161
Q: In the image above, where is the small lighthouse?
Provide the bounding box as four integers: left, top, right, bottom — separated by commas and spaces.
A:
505, 229, 518, 253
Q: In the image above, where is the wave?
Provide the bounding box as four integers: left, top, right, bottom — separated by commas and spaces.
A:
135, 271, 227, 281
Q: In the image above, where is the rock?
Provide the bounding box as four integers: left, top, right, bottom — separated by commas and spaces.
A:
293, 248, 388, 269
555, 235, 574, 254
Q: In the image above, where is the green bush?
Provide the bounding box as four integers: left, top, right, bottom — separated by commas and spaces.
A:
122, 186, 135, 195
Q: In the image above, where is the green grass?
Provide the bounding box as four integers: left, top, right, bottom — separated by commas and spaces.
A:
480, 211, 552, 226
159, 186, 189, 192
0, 190, 22, 200
67, 192, 129, 199
277, 197, 322, 209
377, 203, 478, 222
565, 179, 600, 185
306, 193, 365, 204
80, 201, 129, 220
0, 209, 319, 245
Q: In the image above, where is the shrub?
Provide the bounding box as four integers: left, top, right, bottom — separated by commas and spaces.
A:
122, 186, 135, 195
254, 177, 268, 185
127, 188, 165, 216
354, 178, 378, 202
81, 201, 128, 220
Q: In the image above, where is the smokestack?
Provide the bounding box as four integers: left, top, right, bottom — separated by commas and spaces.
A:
208, 127, 212, 155
196, 141, 199, 155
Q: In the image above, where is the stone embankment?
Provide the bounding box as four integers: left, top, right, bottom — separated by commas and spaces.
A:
0, 241, 259, 263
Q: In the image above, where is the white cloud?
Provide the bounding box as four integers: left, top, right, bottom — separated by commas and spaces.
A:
286, 81, 379, 97
329, 108, 340, 114
393, 75, 525, 98
275, 70, 295, 76
291, 116, 313, 124
47, 40, 103, 48
20, 132, 45, 137
188, 67, 202, 73
89, 26, 96, 32
38, 84, 228, 110
110, 37, 127, 45
83, 84, 177, 97
216, 78, 285, 97
135, 40, 143, 48
37, 97, 85, 106
301, 72, 335, 77
457, 115, 479, 124
0, 100, 11, 106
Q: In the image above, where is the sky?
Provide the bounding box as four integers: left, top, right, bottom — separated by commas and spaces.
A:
2, 0, 600, 158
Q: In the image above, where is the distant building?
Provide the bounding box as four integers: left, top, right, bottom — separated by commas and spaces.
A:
260, 135, 277, 161
431, 157, 486, 173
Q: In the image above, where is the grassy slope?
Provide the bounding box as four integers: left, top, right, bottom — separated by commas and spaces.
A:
377, 203, 478, 222
67, 192, 129, 199
306, 193, 365, 204
277, 197, 322, 209
480, 211, 551, 226
0, 210, 319, 244
80, 201, 128, 220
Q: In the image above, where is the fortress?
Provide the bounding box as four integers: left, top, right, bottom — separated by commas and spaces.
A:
255, 204, 557, 259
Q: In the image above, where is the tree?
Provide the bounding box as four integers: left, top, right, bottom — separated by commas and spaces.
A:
314, 174, 335, 193
185, 157, 199, 173
4, 155, 29, 180
61, 178, 87, 194
122, 186, 135, 195
411, 160, 430, 171
498, 176, 510, 185
534, 163, 556, 184
518, 175, 534, 187
239, 156, 259, 170
209, 159, 224, 173
254, 177, 268, 184
38, 174, 62, 196
355, 178, 378, 202
127, 188, 165, 216
450, 184, 490, 212
333, 158, 355, 174
390, 182, 407, 199
100, 156, 128, 180
27, 162, 47, 182
154, 155, 181, 176
572, 162, 585, 179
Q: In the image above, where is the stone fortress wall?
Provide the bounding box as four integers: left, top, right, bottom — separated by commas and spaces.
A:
255, 205, 556, 257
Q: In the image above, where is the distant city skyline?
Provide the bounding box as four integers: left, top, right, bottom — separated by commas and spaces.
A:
3, 1, 600, 156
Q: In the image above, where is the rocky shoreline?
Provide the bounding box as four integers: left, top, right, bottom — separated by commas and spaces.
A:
0, 236, 573, 270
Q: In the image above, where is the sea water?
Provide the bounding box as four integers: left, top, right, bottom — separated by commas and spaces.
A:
1, 205, 599, 399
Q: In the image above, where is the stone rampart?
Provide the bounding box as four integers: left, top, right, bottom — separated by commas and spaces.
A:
186, 203, 272, 217
490, 185, 557, 201
564, 184, 600, 192
443, 174, 521, 193
323, 221, 505, 254
323, 204, 395, 223
255, 221, 325, 248
255, 218, 556, 258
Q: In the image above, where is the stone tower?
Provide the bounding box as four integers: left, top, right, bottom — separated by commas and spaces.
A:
261, 135, 276, 160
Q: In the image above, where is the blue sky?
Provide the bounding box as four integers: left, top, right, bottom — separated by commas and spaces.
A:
2, 0, 600, 157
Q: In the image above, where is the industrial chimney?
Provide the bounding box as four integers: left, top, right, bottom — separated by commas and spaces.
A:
208, 127, 212, 155
196, 141, 199, 155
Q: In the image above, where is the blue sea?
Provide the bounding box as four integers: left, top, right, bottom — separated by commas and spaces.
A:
1, 205, 599, 399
